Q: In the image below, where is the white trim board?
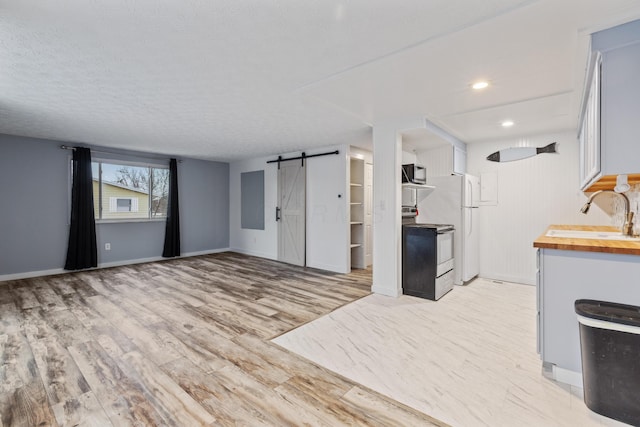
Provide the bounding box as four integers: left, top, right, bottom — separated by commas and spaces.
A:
229, 247, 278, 261
0, 248, 230, 283
306, 261, 349, 275
478, 273, 535, 286
552, 366, 583, 388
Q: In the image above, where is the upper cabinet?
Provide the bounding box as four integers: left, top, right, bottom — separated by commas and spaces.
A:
580, 20, 640, 192
417, 144, 467, 178
452, 146, 467, 176
578, 52, 601, 190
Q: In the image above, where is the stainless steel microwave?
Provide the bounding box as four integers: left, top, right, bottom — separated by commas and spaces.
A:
402, 164, 426, 184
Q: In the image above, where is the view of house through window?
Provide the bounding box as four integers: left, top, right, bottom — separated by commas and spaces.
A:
91, 161, 169, 220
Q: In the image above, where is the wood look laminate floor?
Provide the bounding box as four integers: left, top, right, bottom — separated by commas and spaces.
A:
0, 252, 445, 426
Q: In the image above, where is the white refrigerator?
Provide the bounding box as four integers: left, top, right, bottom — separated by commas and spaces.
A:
417, 174, 480, 285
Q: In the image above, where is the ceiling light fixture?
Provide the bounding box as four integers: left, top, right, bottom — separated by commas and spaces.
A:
501, 120, 514, 127
472, 81, 489, 90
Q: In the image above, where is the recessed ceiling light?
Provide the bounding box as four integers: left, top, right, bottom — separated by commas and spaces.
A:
472, 81, 489, 90
501, 120, 514, 127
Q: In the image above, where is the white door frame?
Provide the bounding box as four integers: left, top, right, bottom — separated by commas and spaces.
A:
364, 162, 373, 267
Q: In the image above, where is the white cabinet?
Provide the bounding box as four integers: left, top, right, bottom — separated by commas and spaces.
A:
580, 22, 640, 191
350, 157, 365, 269
453, 146, 467, 176
418, 144, 467, 178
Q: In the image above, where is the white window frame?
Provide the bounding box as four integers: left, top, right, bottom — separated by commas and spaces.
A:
91, 158, 169, 223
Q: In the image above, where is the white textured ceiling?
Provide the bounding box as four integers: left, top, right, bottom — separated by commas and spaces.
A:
2, 1, 640, 161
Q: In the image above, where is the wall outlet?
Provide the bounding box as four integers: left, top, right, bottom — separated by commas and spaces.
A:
105, 243, 111, 251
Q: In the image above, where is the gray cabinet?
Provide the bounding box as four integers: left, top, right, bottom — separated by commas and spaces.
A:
537, 248, 640, 386
600, 42, 640, 175
578, 52, 601, 190
580, 20, 640, 191
536, 249, 543, 357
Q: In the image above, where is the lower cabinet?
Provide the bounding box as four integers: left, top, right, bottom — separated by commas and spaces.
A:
537, 248, 640, 385
536, 249, 543, 357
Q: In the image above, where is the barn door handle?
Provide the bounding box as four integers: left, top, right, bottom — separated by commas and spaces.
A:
276, 207, 281, 221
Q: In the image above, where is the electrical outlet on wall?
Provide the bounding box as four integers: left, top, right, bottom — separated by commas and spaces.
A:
105, 243, 111, 251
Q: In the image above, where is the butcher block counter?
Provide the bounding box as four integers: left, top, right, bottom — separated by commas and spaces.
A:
534, 224, 640, 255
534, 224, 640, 388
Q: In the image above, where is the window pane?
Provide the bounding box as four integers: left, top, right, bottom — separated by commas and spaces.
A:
151, 167, 169, 218
100, 164, 150, 219
116, 198, 132, 212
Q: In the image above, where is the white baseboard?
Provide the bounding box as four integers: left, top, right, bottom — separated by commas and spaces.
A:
0, 267, 68, 283
182, 248, 230, 257
0, 248, 230, 282
552, 365, 583, 388
479, 272, 535, 286
306, 261, 349, 275
371, 285, 400, 297
229, 247, 277, 260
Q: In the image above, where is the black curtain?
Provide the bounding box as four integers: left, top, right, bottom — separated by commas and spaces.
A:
65, 147, 98, 270
162, 158, 181, 257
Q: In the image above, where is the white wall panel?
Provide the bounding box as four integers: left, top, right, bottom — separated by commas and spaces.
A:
467, 131, 610, 285
417, 145, 452, 178
230, 145, 349, 273
306, 145, 349, 273
401, 150, 417, 164
230, 156, 278, 260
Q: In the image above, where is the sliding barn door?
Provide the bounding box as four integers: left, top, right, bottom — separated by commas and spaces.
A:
278, 162, 306, 266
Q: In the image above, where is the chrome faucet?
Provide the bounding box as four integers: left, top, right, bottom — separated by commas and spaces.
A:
580, 190, 635, 236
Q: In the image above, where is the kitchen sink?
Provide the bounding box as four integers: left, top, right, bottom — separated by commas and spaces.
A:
545, 229, 640, 241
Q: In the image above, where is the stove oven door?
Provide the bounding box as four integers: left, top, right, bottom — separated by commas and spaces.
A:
436, 229, 454, 276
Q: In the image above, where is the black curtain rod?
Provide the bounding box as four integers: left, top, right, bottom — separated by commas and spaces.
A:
267, 150, 339, 168
60, 145, 182, 163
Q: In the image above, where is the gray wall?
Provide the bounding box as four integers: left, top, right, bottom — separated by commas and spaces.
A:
0, 134, 229, 276
0, 136, 70, 274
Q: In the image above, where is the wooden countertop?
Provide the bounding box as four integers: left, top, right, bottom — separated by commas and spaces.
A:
534, 224, 640, 255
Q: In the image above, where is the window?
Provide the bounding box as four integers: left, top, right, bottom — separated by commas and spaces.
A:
111, 197, 138, 212
91, 161, 169, 220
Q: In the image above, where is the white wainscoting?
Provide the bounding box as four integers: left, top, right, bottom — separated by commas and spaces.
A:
466, 131, 611, 284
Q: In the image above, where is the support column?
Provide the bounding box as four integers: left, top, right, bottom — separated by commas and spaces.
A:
371, 117, 425, 297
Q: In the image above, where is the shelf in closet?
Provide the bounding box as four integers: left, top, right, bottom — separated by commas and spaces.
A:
349, 155, 367, 270
402, 183, 435, 191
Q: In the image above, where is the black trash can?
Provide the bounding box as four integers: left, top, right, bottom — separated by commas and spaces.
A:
575, 299, 640, 426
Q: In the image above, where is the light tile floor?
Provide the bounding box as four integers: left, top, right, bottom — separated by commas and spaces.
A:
273, 278, 628, 426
